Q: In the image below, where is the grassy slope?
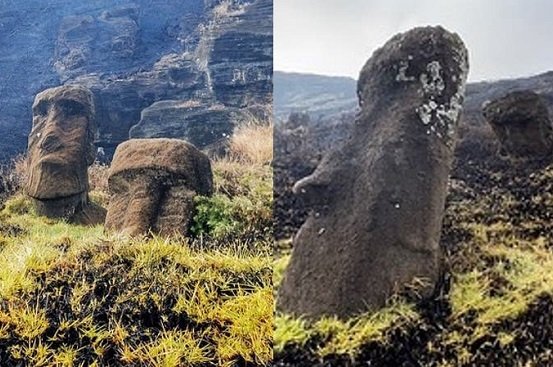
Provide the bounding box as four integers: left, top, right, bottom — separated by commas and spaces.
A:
274, 157, 553, 366
0, 124, 273, 367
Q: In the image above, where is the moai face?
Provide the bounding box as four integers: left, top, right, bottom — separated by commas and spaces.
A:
107, 169, 197, 237
105, 138, 213, 237
26, 85, 96, 202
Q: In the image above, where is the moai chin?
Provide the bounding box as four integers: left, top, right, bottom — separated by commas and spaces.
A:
277, 26, 469, 319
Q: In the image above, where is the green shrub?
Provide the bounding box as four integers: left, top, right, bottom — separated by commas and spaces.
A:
192, 194, 240, 238
191, 192, 272, 241
191, 159, 272, 241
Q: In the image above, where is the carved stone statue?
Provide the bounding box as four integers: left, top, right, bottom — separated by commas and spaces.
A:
26, 85, 106, 225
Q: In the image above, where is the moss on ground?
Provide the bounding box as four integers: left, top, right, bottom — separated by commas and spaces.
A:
274, 157, 553, 366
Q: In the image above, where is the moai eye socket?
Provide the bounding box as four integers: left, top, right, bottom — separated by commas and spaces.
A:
33, 100, 49, 117
59, 100, 86, 117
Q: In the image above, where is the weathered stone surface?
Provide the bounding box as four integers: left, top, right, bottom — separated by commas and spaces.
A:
54, 5, 140, 82
277, 26, 469, 319
0, 0, 272, 162
129, 100, 247, 149
26, 85, 106, 225
208, 0, 273, 108
105, 138, 213, 237
482, 90, 553, 157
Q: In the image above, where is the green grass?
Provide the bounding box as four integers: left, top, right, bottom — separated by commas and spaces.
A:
274, 300, 419, 358
0, 157, 273, 366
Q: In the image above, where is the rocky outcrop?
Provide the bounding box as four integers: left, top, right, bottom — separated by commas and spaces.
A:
207, 0, 273, 108
129, 100, 248, 149
0, 0, 272, 162
277, 26, 469, 319
26, 85, 106, 225
105, 138, 213, 237
482, 90, 553, 157
54, 5, 140, 82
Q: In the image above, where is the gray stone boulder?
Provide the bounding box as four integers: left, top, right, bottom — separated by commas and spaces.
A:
277, 26, 469, 319
128, 100, 247, 149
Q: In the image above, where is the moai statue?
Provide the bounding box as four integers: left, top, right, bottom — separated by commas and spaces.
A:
277, 26, 469, 319
483, 90, 553, 158
105, 138, 213, 237
26, 85, 106, 225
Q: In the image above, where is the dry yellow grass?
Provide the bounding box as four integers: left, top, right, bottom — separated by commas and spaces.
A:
0, 155, 27, 197
88, 162, 110, 193
229, 121, 273, 165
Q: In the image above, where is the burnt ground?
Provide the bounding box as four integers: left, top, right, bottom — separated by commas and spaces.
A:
273, 142, 553, 366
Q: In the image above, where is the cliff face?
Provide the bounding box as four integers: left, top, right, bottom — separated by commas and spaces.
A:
0, 0, 273, 161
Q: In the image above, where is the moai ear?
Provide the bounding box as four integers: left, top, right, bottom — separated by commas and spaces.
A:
86, 141, 96, 166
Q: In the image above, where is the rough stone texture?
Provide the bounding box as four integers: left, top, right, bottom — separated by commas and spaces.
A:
0, 0, 272, 162
26, 85, 106, 225
482, 90, 553, 157
277, 26, 469, 319
54, 5, 140, 82
208, 0, 273, 108
128, 100, 248, 149
105, 138, 213, 237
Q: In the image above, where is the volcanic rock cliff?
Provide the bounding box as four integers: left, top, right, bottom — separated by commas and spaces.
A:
0, 0, 272, 161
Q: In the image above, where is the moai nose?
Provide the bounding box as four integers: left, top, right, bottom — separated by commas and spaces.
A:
293, 173, 331, 208
40, 133, 64, 153
123, 176, 163, 236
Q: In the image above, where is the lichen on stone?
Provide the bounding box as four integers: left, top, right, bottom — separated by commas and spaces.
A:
395, 60, 416, 82
420, 61, 445, 95
415, 53, 468, 147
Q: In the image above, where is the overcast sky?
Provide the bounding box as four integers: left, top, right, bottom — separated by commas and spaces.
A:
275, 0, 553, 82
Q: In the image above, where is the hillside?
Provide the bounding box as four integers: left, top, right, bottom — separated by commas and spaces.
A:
273, 71, 357, 122
274, 70, 553, 125
0, 124, 273, 366
274, 137, 553, 367
0, 0, 272, 161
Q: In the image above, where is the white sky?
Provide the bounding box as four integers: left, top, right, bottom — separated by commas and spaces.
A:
274, 0, 553, 81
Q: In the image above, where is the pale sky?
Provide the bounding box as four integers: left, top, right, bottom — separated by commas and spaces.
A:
274, 0, 553, 81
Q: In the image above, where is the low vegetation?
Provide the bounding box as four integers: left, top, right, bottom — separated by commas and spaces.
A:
274, 156, 553, 366
0, 121, 273, 366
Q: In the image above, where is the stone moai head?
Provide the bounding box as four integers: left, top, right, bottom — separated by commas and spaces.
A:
105, 138, 213, 237
277, 26, 469, 319
26, 85, 98, 219
482, 90, 553, 158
